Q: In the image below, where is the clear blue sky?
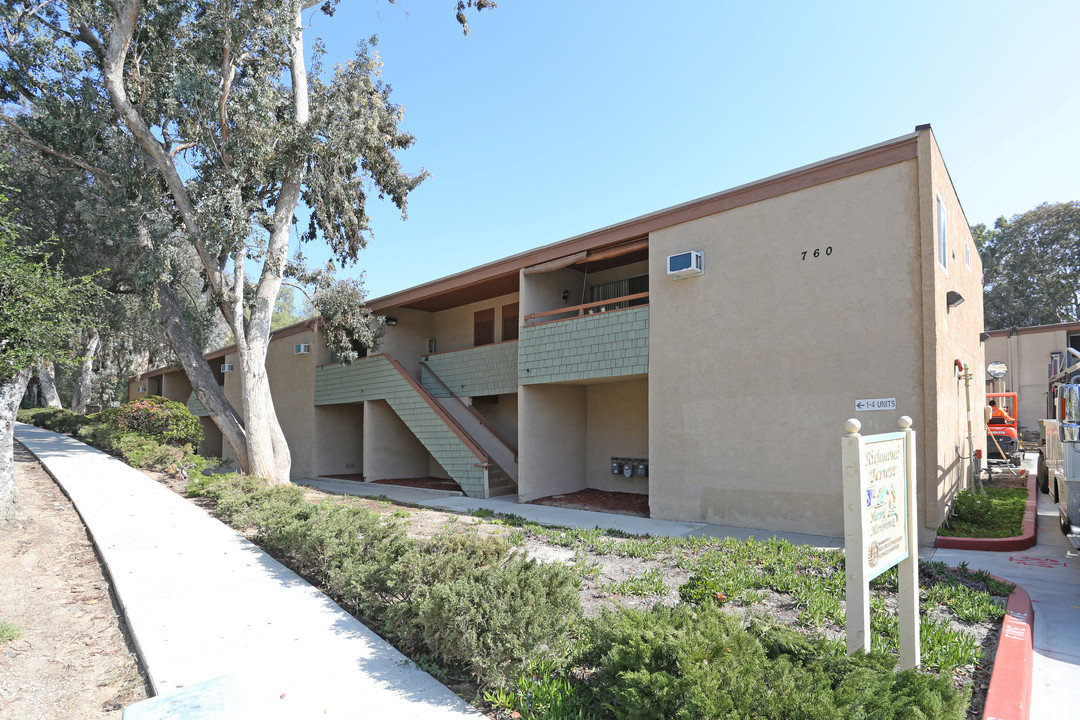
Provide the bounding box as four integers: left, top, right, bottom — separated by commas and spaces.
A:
291, 0, 1080, 300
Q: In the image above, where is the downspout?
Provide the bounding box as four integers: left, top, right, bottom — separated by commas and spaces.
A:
961, 362, 977, 491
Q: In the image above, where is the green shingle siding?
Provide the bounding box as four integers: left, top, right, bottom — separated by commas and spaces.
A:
519, 306, 649, 385
421, 341, 518, 398
186, 393, 209, 417
314, 356, 486, 496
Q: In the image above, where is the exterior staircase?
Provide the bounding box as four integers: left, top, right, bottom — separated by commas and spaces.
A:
314, 354, 516, 498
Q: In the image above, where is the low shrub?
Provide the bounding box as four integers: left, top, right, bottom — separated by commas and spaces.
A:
17, 407, 91, 434
411, 556, 581, 687
938, 487, 1027, 538
114, 396, 202, 447
111, 433, 186, 470
580, 603, 967, 720
187, 472, 582, 689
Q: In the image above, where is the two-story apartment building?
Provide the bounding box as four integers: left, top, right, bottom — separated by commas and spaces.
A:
131, 126, 985, 542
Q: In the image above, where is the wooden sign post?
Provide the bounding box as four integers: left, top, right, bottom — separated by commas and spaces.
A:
841, 416, 920, 670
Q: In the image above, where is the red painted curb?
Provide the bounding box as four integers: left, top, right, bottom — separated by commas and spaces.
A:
982, 580, 1033, 720
936, 471, 1038, 551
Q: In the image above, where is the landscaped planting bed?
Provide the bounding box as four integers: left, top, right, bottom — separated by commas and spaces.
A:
12, 409, 1013, 719
187, 474, 1010, 720
937, 485, 1027, 539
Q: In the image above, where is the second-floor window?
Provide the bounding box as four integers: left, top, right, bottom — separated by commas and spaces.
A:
501, 303, 519, 341
474, 308, 495, 346
936, 193, 948, 272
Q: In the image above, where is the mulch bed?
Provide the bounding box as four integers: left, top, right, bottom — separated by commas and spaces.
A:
372, 477, 464, 492
531, 489, 650, 517
319, 474, 464, 492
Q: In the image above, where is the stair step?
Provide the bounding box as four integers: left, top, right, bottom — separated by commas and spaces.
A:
486, 466, 517, 496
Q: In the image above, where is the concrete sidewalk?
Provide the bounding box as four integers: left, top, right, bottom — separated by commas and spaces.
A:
928, 487, 1080, 719
15, 423, 483, 720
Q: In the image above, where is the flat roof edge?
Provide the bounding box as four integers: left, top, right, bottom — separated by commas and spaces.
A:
370, 131, 920, 312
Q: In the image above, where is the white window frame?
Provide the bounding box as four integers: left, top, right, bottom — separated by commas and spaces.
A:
936, 193, 948, 272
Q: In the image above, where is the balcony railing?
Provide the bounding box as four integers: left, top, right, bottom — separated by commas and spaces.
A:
523, 291, 649, 327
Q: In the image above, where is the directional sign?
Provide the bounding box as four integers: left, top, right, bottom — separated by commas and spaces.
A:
855, 398, 896, 412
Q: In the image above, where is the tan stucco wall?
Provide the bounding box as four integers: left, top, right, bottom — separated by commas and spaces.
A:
585, 378, 648, 494
648, 158, 925, 537
517, 384, 587, 500
198, 417, 224, 458
427, 292, 520, 354
363, 399, 431, 480
159, 371, 192, 403
521, 267, 582, 321
127, 378, 145, 401
984, 331, 1062, 433
312, 403, 363, 476
376, 309, 434, 377
264, 328, 318, 478
919, 130, 986, 538
473, 393, 519, 449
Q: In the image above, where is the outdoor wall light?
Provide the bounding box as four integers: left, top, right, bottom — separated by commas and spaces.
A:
946, 291, 965, 309
384, 316, 398, 326
979, 332, 991, 342
562, 289, 569, 303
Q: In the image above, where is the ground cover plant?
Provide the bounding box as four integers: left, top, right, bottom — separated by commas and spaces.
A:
937, 487, 1027, 538
16, 418, 1011, 719
180, 474, 1010, 720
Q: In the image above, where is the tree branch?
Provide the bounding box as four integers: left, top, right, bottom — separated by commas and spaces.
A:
2, 116, 117, 188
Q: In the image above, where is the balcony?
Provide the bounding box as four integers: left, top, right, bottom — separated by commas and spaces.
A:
519, 294, 649, 385
420, 341, 519, 398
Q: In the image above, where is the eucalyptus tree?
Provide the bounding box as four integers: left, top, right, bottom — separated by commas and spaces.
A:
1, 1, 493, 482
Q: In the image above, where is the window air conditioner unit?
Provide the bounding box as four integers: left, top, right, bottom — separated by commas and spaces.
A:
667, 251, 704, 279
221, 363, 234, 373
295, 342, 311, 355
137, 385, 147, 393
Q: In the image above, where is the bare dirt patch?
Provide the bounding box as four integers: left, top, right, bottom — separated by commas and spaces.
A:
0, 442, 149, 719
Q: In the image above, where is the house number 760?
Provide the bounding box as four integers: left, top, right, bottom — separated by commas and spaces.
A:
801, 247, 832, 260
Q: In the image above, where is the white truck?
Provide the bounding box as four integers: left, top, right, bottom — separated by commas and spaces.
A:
1040, 381, 1080, 549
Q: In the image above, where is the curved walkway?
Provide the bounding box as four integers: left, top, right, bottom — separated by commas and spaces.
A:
928, 481, 1080, 719
14, 423, 482, 720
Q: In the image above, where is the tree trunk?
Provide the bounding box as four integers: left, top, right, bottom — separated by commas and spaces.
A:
238, 347, 291, 484
71, 329, 100, 414
1, 370, 31, 526
38, 361, 62, 408
155, 281, 250, 465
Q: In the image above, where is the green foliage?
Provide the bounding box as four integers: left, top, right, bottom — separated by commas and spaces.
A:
581, 603, 966, 720
19, 402, 196, 472
485, 659, 597, 720
938, 486, 1027, 538
602, 568, 666, 596
114, 396, 202, 447
411, 556, 580, 686
16, 407, 90, 434
270, 286, 307, 331
0, 621, 21, 644
0, 225, 102, 378
924, 581, 1008, 624
112, 433, 185, 470
975, 201, 1080, 328
189, 472, 581, 689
